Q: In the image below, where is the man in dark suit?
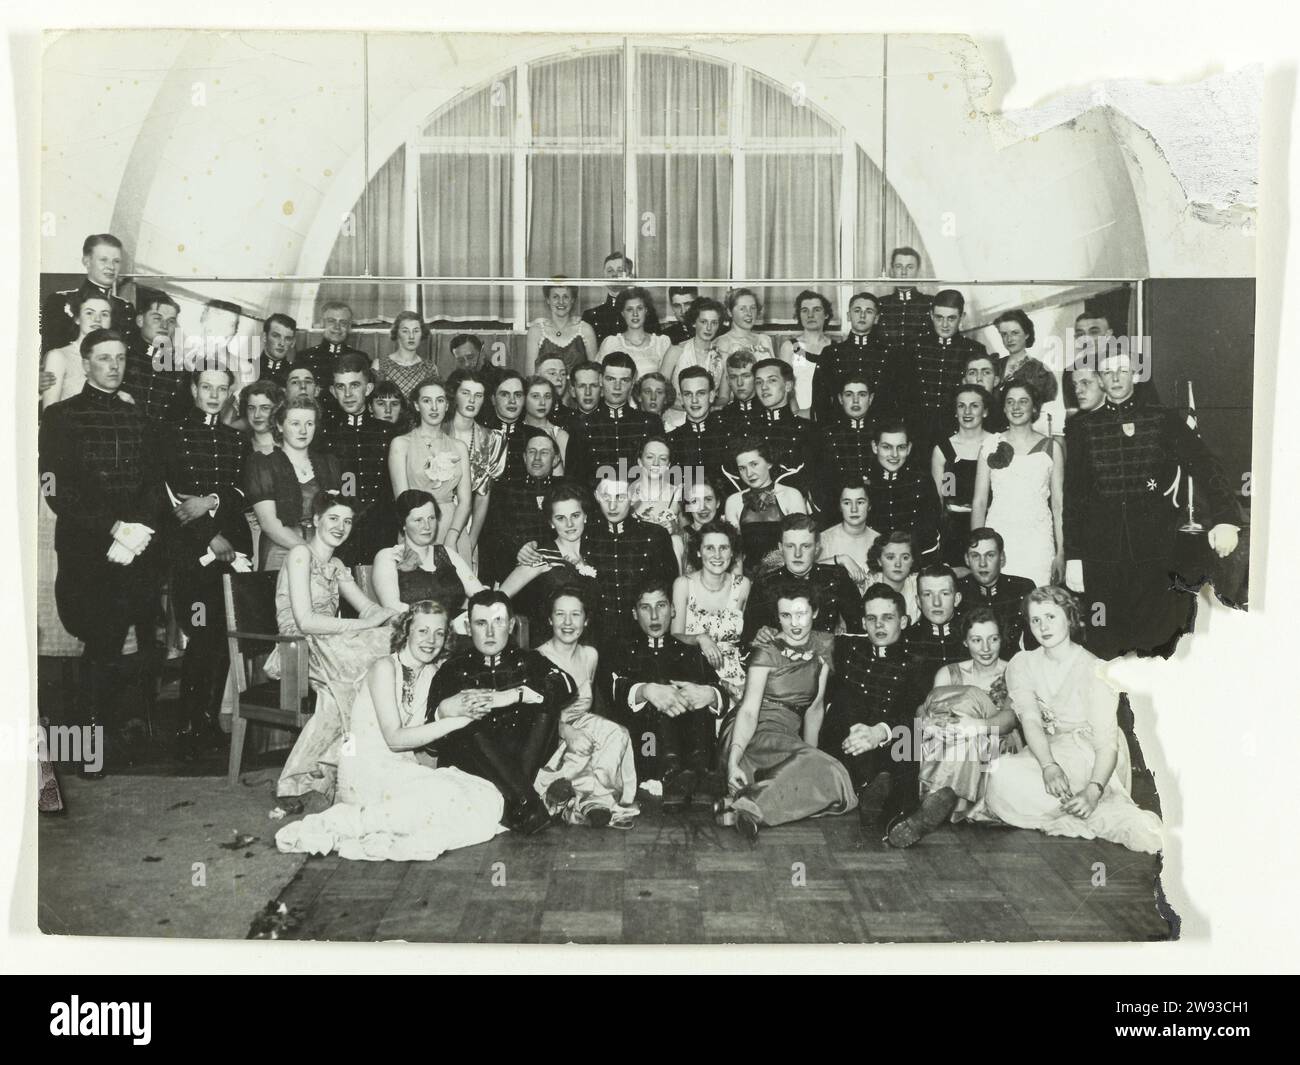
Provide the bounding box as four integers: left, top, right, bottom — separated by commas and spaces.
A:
41, 233, 138, 354
425, 590, 577, 835
597, 576, 730, 807
955, 527, 1036, 659
162, 367, 251, 753
39, 329, 167, 775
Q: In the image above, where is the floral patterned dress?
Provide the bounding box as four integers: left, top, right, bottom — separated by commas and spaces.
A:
682, 572, 747, 702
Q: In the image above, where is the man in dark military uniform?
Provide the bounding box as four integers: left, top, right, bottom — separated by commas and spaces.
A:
955, 527, 1037, 659
300, 300, 367, 389
754, 358, 814, 500
719, 351, 765, 440
581, 252, 635, 345
810, 292, 896, 424
820, 583, 916, 829
39, 328, 167, 775
477, 369, 531, 481
40, 234, 138, 354
903, 565, 967, 676
667, 366, 733, 505
1064, 352, 1243, 659
565, 353, 663, 489
597, 576, 730, 806
660, 286, 698, 346
875, 247, 934, 364
425, 591, 577, 835
258, 312, 299, 385
901, 289, 988, 451
866, 417, 943, 559
316, 353, 397, 567
812, 372, 876, 517
121, 293, 189, 425
162, 367, 251, 751
480, 428, 565, 585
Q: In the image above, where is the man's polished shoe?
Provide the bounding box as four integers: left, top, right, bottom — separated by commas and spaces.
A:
662, 767, 695, 812
858, 771, 893, 828
887, 787, 960, 849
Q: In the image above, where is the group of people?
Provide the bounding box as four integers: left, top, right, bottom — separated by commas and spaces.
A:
36, 235, 1242, 858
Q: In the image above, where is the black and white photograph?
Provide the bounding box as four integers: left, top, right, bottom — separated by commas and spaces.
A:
7, 9, 1288, 965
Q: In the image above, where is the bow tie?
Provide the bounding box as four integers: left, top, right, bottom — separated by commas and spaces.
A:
780, 645, 813, 661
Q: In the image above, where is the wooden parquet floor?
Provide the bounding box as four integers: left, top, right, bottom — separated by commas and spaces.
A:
266, 803, 1175, 944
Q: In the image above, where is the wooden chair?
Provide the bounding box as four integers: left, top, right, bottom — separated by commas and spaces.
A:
222, 572, 314, 785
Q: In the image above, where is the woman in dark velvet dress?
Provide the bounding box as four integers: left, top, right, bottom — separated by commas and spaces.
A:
371, 490, 485, 630
931, 384, 997, 569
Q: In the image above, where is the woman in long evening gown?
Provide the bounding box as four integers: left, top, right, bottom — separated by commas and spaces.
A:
531, 586, 638, 827
672, 520, 750, 704
276, 601, 504, 860
931, 384, 998, 569
722, 585, 858, 839
389, 378, 474, 557
971, 383, 1064, 587
270, 497, 399, 801
984, 587, 1164, 853
886, 607, 1025, 847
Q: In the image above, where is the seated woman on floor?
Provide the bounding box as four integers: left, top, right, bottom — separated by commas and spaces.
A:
885, 606, 1024, 848
983, 586, 1164, 854
371, 489, 484, 628
269, 494, 399, 802
722, 580, 857, 842
275, 599, 505, 860
532, 584, 638, 828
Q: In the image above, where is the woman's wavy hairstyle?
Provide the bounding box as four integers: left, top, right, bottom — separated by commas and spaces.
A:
1021, 585, 1085, 643
390, 598, 450, 655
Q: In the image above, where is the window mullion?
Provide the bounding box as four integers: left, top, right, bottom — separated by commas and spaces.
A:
513, 64, 529, 332
729, 61, 745, 289
838, 127, 856, 332
623, 39, 638, 277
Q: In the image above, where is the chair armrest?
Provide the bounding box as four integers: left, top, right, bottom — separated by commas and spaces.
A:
227, 629, 307, 643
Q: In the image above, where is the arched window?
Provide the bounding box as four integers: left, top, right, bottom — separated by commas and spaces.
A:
315, 46, 927, 328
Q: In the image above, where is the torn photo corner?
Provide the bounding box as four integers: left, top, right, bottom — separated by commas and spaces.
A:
28, 28, 1259, 949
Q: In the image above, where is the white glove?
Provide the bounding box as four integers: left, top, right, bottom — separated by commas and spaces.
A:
106, 540, 136, 566
1065, 559, 1085, 593
1208, 524, 1240, 558
113, 521, 154, 554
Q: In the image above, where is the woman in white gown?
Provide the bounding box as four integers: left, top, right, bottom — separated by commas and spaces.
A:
984, 587, 1163, 854
532, 586, 638, 827
970, 382, 1064, 586
276, 601, 505, 860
